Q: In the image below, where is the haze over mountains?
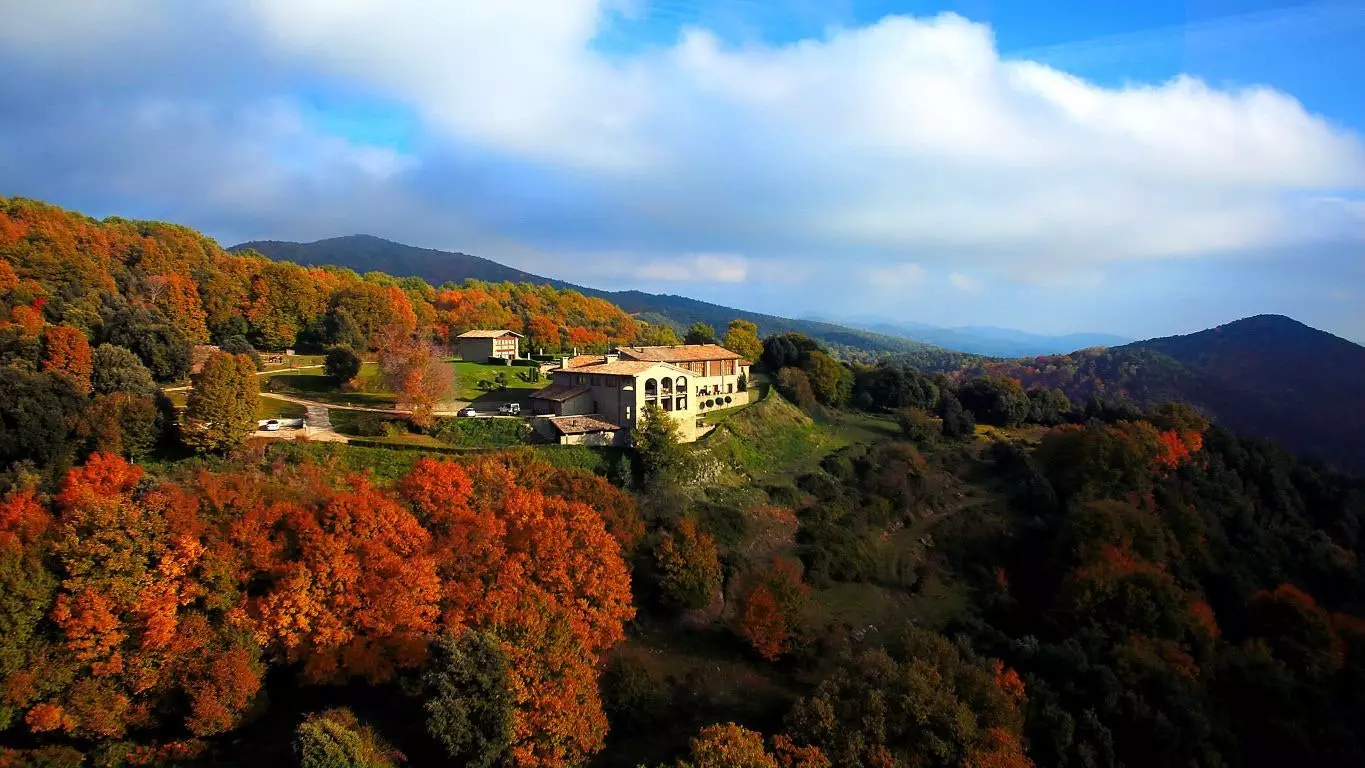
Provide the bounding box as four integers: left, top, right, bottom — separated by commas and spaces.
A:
235, 235, 1124, 358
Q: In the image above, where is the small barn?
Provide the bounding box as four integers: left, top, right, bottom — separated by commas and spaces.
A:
455, 329, 523, 361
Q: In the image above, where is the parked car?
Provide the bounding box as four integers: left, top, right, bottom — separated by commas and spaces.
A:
498, 403, 521, 416
261, 419, 281, 432
458, 407, 481, 417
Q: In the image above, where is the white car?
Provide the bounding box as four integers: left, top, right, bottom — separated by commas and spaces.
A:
498, 403, 522, 416
260, 419, 281, 432
458, 407, 481, 418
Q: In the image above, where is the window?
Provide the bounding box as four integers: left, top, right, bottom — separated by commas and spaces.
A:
728, 383, 733, 393
677, 395, 687, 411
661, 377, 673, 394
645, 378, 657, 396
577, 375, 587, 385
676, 376, 687, 391
661, 396, 673, 412
625, 405, 632, 421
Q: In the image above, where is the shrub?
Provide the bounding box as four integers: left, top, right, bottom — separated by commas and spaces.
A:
352, 412, 392, 437
434, 418, 528, 448
706, 399, 715, 408
724, 395, 733, 405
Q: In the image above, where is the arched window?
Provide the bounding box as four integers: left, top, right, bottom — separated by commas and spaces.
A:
676, 376, 687, 391
645, 378, 657, 396
661, 378, 673, 394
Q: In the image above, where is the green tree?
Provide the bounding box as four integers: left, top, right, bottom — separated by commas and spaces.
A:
219, 334, 262, 370
0, 369, 87, 470
636, 321, 681, 347
958, 376, 1030, 427
183, 351, 259, 454
776, 367, 816, 411
938, 392, 975, 437
684, 322, 718, 345
803, 351, 849, 407
324, 345, 363, 385
422, 631, 515, 768
295, 708, 398, 768
722, 319, 763, 363
99, 304, 191, 382
90, 344, 157, 397
654, 517, 722, 611
897, 407, 938, 446
634, 402, 686, 481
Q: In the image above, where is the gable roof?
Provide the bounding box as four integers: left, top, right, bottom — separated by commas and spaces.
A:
455, 329, 524, 339
529, 383, 592, 402
547, 415, 622, 436
617, 344, 745, 363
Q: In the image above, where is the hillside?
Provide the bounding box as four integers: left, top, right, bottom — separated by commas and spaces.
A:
817, 316, 1131, 357
963, 315, 1365, 473
234, 235, 973, 365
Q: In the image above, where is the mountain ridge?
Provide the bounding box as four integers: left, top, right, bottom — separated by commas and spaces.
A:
233, 234, 977, 366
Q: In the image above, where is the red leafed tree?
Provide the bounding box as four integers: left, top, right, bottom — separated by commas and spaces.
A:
249, 476, 442, 683
41, 324, 93, 392
735, 559, 810, 661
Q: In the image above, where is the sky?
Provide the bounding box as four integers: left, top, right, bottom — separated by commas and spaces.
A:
1, 0, 1362, 342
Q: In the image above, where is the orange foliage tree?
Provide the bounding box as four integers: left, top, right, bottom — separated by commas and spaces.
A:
734, 559, 810, 661
40, 324, 93, 392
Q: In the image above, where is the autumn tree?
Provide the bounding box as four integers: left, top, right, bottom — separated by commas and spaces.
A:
77, 392, 162, 457
723, 319, 763, 362
654, 517, 722, 611
40, 325, 92, 393
380, 337, 453, 429
422, 631, 514, 768
734, 560, 810, 661
183, 351, 259, 454
681, 723, 778, 768
218, 334, 262, 370
684, 322, 718, 345
90, 344, 156, 397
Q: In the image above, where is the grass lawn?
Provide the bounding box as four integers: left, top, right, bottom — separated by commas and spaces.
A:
256, 398, 307, 420
260, 363, 399, 408
452, 360, 544, 405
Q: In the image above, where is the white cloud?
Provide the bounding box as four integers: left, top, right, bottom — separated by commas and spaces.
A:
2, 1, 1364, 281
634, 253, 749, 284
866, 262, 927, 288
949, 272, 982, 292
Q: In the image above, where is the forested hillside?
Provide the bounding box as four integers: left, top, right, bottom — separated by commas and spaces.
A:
236, 235, 973, 364
955, 319, 1365, 473
3, 196, 1364, 768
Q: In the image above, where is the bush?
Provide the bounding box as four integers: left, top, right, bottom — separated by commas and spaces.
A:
324, 346, 363, 383
706, 399, 715, 408
724, 395, 732, 405
600, 654, 667, 731
485, 356, 513, 366
433, 418, 528, 448
896, 407, 938, 446
352, 412, 392, 437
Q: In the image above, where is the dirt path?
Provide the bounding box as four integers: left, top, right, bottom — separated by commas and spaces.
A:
163, 364, 327, 393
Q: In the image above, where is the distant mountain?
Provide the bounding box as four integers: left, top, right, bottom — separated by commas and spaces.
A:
234, 235, 977, 367
969, 315, 1365, 474
813, 315, 1130, 357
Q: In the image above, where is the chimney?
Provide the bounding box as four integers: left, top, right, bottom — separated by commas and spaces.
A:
603, 353, 619, 364
559, 356, 571, 370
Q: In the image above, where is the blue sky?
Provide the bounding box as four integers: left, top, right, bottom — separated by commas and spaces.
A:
1, 0, 1362, 342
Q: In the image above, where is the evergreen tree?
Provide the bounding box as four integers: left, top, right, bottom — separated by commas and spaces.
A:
634, 402, 686, 482
183, 351, 259, 454
422, 631, 515, 768
684, 322, 718, 345
939, 392, 975, 437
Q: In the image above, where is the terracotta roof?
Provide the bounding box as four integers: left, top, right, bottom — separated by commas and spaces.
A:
568, 360, 665, 375
547, 415, 622, 436
455, 329, 524, 339
529, 384, 591, 402
617, 344, 744, 363
562, 354, 606, 369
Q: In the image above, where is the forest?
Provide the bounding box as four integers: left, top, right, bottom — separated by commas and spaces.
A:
2, 198, 1364, 768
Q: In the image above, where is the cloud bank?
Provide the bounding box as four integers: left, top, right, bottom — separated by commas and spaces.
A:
1, 0, 1362, 335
